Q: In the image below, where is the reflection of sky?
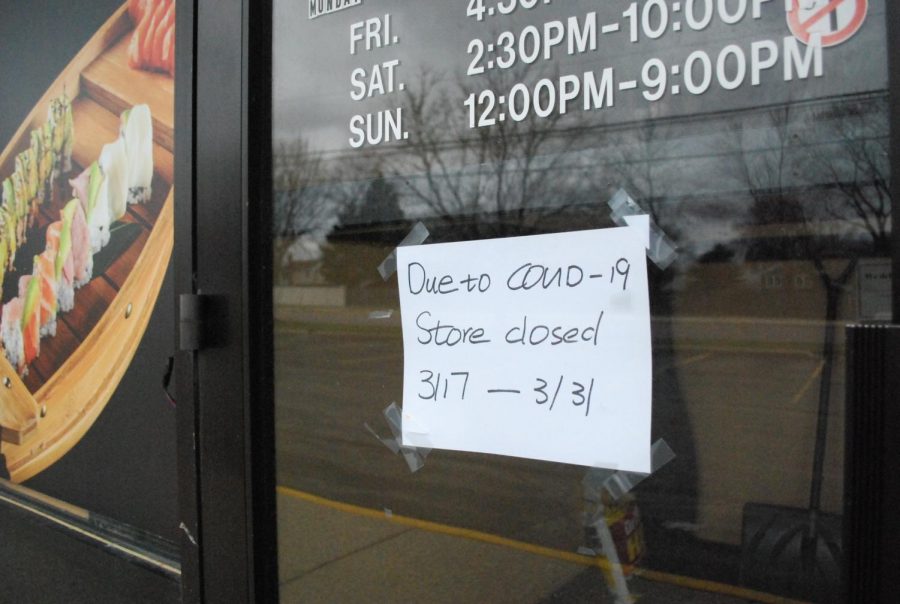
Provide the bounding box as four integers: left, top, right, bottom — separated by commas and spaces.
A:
274, 0, 887, 153
274, 0, 469, 150
273, 1, 890, 260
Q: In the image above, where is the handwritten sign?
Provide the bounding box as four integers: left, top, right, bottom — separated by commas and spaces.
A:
397, 226, 652, 472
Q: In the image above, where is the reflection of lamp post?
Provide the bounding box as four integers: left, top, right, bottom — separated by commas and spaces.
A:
581, 440, 676, 603
586, 501, 633, 604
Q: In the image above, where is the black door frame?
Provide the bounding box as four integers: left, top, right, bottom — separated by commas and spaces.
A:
180, 1, 900, 601
175, 0, 276, 601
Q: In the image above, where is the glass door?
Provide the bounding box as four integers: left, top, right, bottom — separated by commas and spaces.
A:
271, 1, 894, 601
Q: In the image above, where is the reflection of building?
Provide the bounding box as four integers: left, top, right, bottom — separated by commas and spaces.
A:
274, 234, 346, 308
680, 259, 861, 320
275, 235, 325, 284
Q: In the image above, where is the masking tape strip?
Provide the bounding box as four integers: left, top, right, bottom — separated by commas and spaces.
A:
365, 402, 431, 473
378, 221, 430, 280
364, 422, 400, 454
385, 402, 432, 472
582, 439, 676, 504
582, 468, 617, 503
608, 188, 677, 270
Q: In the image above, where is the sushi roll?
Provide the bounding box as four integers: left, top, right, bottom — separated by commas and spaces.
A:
61, 94, 74, 173
48, 97, 66, 178
66, 199, 93, 287
35, 252, 58, 338
27, 149, 40, 206
58, 202, 81, 296
1, 177, 12, 208
11, 171, 28, 244
119, 104, 154, 204
1, 179, 17, 269
47, 93, 75, 174
0, 214, 7, 285
33, 126, 54, 200
69, 162, 89, 205
47, 219, 75, 313
0, 199, 14, 275
30, 130, 48, 203
70, 161, 110, 252
40, 122, 56, 186
1, 298, 25, 374
20, 275, 41, 371
14, 152, 34, 224
100, 138, 129, 220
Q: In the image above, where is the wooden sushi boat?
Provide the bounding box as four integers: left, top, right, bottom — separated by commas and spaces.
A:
0, 3, 173, 483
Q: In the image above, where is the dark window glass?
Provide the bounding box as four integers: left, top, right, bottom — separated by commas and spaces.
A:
273, 2, 892, 602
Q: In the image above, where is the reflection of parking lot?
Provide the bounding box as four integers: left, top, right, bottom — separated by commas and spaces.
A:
275, 305, 841, 600
671, 318, 844, 545
276, 488, 767, 603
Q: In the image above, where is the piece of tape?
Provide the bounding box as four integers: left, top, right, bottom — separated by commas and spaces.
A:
377, 221, 430, 280
582, 439, 676, 504
365, 402, 431, 473
364, 421, 400, 454
368, 309, 394, 320
608, 188, 677, 270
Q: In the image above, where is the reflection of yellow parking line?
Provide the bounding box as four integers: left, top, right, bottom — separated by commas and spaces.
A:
673, 352, 711, 369
654, 353, 711, 376
675, 345, 820, 360
789, 360, 825, 406
277, 485, 598, 567
276, 485, 808, 604
635, 567, 808, 604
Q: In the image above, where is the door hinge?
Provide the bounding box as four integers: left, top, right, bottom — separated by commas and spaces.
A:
179, 293, 228, 351
180, 291, 233, 352
179, 294, 206, 351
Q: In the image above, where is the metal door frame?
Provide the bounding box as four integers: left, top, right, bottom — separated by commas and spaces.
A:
175, 1, 277, 601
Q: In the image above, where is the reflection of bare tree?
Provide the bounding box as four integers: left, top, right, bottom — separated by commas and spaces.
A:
272, 139, 331, 283
320, 171, 409, 289
597, 119, 702, 531
394, 67, 593, 239
722, 103, 861, 331
605, 120, 679, 232
803, 97, 891, 255
729, 105, 794, 208
722, 97, 890, 261
723, 106, 824, 261
720, 100, 891, 597
326, 153, 392, 227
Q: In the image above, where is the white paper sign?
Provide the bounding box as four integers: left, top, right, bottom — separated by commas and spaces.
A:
397, 226, 652, 472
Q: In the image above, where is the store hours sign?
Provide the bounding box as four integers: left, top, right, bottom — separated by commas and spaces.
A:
461, 0, 826, 129
308, 0, 882, 152
397, 226, 653, 472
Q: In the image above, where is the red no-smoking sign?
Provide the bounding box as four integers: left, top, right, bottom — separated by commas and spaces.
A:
787, 0, 868, 47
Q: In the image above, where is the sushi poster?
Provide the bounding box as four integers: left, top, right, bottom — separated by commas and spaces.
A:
0, 1, 179, 541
